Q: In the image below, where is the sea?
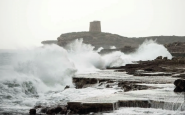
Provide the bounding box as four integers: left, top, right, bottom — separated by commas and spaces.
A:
1, 38, 184, 115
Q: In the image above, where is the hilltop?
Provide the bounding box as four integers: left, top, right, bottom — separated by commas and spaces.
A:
42, 32, 185, 50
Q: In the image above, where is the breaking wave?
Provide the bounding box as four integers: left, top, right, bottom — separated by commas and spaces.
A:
103, 39, 172, 67
0, 38, 172, 113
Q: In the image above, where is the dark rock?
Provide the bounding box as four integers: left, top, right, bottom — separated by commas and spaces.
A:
174, 79, 185, 89
173, 74, 185, 79
172, 57, 177, 60
119, 100, 151, 108
60, 106, 68, 114
107, 80, 114, 83
29, 109, 36, 115
106, 84, 110, 88
64, 85, 70, 89
55, 106, 62, 114
174, 87, 183, 92
174, 79, 185, 92
40, 107, 48, 113
163, 57, 168, 60
144, 68, 153, 71
68, 102, 117, 114
98, 82, 103, 86
123, 85, 132, 92
156, 56, 162, 60
46, 108, 56, 114
73, 78, 98, 88
34, 105, 42, 109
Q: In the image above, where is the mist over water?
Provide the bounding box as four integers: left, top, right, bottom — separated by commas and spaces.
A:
103, 39, 172, 67
0, 38, 172, 95
130, 39, 172, 61
0, 38, 172, 114
65, 39, 105, 73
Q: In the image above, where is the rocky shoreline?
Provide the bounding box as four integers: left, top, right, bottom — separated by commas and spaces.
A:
28, 56, 185, 115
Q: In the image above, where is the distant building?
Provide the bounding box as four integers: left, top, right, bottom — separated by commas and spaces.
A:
89, 21, 101, 33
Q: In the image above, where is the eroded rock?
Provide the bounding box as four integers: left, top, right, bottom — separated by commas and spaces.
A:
29, 109, 36, 115
174, 79, 185, 92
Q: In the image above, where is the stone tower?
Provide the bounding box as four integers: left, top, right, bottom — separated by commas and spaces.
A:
89, 21, 101, 33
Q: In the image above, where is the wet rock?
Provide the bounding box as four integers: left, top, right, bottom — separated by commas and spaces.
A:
40, 107, 48, 113
60, 106, 68, 114
64, 85, 70, 89
46, 108, 56, 114
119, 100, 150, 108
73, 78, 98, 88
163, 57, 168, 60
174, 86, 183, 92
68, 102, 117, 114
39, 106, 68, 114
55, 106, 62, 114
118, 81, 141, 87
34, 105, 42, 109
136, 72, 172, 76
107, 80, 114, 83
122, 85, 132, 92
156, 56, 162, 60
172, 74, 185, 78
29, 109, 36, 115
98, 82, 103, 86
106, 84, 110, 88
120, 82, 156, 92
144, 68, 153, 71
174, 79, 185, 92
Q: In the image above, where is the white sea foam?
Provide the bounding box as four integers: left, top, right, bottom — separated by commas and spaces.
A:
110, 46, 116, 49
102, 39, 172, 67
130, 39, 172, 61
0, 38, 173, 114
103, 107, 185, 115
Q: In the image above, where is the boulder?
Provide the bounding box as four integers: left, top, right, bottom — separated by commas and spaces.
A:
163, 57, 168, 60
156, 56, 162, 60
29, 109, 36, 115
174, 79, 185, 92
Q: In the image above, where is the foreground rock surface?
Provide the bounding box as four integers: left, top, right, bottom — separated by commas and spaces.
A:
29, 56, 185, 114
108, 56, 185, 76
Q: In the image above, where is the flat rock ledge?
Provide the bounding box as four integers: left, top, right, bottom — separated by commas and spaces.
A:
67, 100, 183, 114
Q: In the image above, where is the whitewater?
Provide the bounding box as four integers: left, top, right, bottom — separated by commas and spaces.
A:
0, 39, 177, 114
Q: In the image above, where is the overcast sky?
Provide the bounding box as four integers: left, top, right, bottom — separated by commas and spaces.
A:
0, 0, 185, 49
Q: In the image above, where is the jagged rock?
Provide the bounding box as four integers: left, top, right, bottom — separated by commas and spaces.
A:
39, 106, 67, 114
174, 79, 185, 92
174, 87, 183, 92
73, 78, 98, 88
40, 107, 48, 113
60, 106, 67, 114
156, 56, 162, 60
64, 85, 70, 90
163, 57, 168, 60
29, 109, 36, 115
54, 106, 62, 114
122, 85, 132, 92
106, 84, 110, 88
165, 42, 185, 54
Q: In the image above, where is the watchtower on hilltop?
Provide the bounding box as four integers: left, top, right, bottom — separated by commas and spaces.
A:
89, 21, 101, 33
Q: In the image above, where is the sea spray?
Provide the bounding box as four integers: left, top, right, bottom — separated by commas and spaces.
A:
65, 39, 105, 73
0, 45, 78, 113
130, 39, 172, 61
0, 38, 173, 114
102, 39, 172, 67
